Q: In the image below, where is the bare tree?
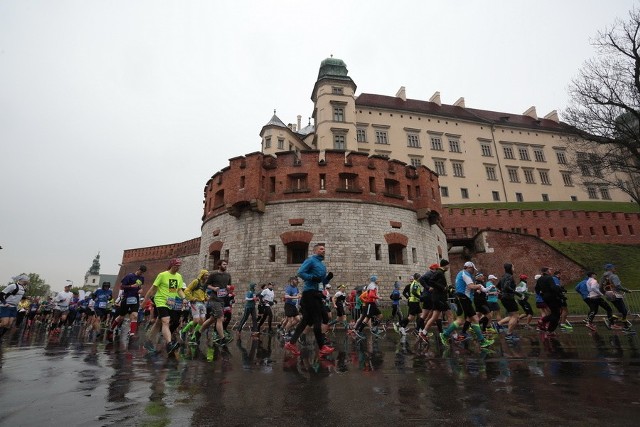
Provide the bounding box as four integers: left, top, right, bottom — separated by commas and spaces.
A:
564, 8, 640, 206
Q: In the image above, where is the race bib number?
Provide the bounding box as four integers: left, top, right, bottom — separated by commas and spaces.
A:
126, 296, 138, 305
217, 288, 228, 298
167, 297, 175, 308
98, 301, 107, 308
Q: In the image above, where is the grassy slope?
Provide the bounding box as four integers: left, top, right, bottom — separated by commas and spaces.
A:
546, 241, 640, 289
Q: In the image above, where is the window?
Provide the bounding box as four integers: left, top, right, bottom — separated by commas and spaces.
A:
388, 244, 404, 265
571, 196, 578, 201
332, 86, 343, 95
357, 128, 367, 142
516, 192, 524, 202
507, 167, 520, 183
278, 138, 284, 150
269, 245, 276, 262
485, 165, 497, 181
375, 130, 389, 144
461, 188, 469, 199
579, 163, 591, 176
369, 177, 375, 192
407, 134, 420, 148
333, 106, 344, 122
561, 172, 573, 186
319, 174, 326, 190
333, 134, 346, 150
539, 170, 551, 185
518, 147, 530, 161
534, 148, 545, 162
449, 139, 461, 153
430, 137, 443, 150
287, 174, 308, 192
434, 160, 446, 176
503, 146, 515, 159
339, 173, 359, 191
410, 158, 422, 167
480, 143, 492, 157
452, 162, 464, 177
440, 186, 449, 197
492, 191, 500, 201
523, 169, 535, 183
542, 193, 549, 202
600, 187, 611, 200
412, 248, 417, 264
269, 177, 276, 193
286, 243, 309, 264
375, 244, 381, 261
384, 179, 400, 196
556, 151, 567, 165
265, 137, 271, 148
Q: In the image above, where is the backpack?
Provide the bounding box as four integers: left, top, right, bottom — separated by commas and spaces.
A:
0, 283, 21, 303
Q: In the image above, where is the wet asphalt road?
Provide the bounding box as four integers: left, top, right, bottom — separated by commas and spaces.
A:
1, 323, 639, 427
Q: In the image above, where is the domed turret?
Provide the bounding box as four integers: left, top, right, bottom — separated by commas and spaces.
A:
317, 56, 349, 79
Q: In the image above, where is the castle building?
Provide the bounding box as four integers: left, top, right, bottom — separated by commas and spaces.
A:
116, 57, 639, 295
261, 57, 631, 205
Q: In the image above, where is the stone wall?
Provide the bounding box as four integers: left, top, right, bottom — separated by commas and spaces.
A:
444, 207, 640, 245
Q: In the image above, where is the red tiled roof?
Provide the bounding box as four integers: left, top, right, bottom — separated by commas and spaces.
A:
355, 93, 573, 133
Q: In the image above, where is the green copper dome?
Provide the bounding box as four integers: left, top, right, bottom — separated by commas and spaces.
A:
318, 56, 349, 79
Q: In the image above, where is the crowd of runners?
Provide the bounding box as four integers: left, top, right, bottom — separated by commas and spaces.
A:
1, 250, 635, 357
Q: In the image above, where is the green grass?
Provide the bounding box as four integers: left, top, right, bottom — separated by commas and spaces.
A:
445, 201, 640, 212
546, 241, 640, 289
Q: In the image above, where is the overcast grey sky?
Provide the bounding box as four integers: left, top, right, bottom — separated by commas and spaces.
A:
1, 1, 636, 292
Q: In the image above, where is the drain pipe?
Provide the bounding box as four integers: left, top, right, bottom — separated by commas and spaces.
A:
490, 124, 509, 202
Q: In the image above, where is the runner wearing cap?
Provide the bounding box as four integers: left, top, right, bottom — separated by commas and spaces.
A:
515, 274, 534, 328
439, 261, 494, 348
0, 274, 29, 340
50, 282, 74, 334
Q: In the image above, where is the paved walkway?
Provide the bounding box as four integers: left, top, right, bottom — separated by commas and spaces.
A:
1, 323, 639, 426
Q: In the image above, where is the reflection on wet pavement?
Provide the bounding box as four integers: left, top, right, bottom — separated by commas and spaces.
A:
1, 324, 639, 426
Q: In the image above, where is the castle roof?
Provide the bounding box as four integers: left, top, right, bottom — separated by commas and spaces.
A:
264, 113, 287, 129
356, 93, 573, 134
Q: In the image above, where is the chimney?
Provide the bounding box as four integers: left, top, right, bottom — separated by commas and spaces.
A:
429, 91, 441, 106
543, 110, 559, 123
396, 86, 406, 101
297, 115, 302, 130
453, 97, 465, 108
523, 106, 537, 119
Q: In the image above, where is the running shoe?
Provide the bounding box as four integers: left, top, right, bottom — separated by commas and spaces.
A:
479, 338, 494, 348
585, 322, 597, 332
284, 341, 300, 356
439, 332, 450, 347
179, 330, 187, 343
354, 330, 365, 340
166, 341, 180, 354
319, 345, 335, 356
560, 324, 572, 330
371, 329, 383, 338
485, 327, 497, 334
625, 320, 633, 329
399, 327, 407, 337
393, 323, 399, 333
505, 334, 520, 342
144, 341, 157, 353
453, 334, 469, 343
564, 321, 573, 328
604, 318, 612, 330
418, 331, 430, 343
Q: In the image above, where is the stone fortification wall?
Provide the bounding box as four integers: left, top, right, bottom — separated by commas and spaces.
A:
200, 200, 447, 297
116, 239, 201, 295
202, 150, 443, 223
448, 230, 586, 284
444, 208, 640, 245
